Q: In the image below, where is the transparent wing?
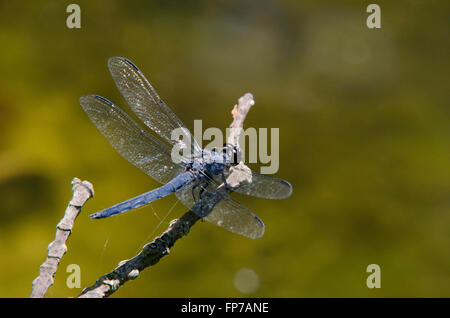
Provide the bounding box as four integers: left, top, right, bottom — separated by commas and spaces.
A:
80, 94, 184, 184
175, 175, 265, 239
205, 195, 265, 239
108, 56, 202, 158
215, 171, 293, 199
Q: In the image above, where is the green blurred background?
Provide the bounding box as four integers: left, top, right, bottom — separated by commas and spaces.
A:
0, 0, 448, 297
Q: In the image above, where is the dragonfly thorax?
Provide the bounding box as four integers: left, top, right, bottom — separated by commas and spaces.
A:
188, 150, 226, 177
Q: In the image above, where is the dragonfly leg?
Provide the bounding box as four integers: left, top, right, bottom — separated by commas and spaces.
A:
198, 183, 207, 200
192, 177, 212, 218
191, 182, 200, 202
221, 171, 232, 190
198, 183, 209, 219
191, 180, 208, 217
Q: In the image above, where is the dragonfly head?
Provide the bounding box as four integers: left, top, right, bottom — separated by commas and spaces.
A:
222, 143, 241, 166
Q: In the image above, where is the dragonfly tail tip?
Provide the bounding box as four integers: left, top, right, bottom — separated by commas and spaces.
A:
89, 212, 102, 219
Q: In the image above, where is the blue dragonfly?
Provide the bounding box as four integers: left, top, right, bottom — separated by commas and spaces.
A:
80, 57, 292, 239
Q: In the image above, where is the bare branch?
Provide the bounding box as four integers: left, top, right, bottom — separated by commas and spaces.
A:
227, 92, 255, 147
77, 93, 255, 298
30, 178, 94, 298
78, 195, 212, 298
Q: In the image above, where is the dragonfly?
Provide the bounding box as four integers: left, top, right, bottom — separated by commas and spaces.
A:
80, 57, 292, 239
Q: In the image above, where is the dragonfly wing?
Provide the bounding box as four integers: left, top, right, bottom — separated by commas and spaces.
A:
108, 57, 202, 158
204, 195, 265, 239
175, 173, 223, 215
174, 181, 197, 211
215, 171, 293, 199
80, 94, 184, 184
175, 175, 265, 239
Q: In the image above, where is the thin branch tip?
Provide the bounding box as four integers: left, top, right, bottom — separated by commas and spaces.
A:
30, 177, 94, 298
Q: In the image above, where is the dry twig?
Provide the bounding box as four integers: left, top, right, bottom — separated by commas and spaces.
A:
30, 178, 94, 298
